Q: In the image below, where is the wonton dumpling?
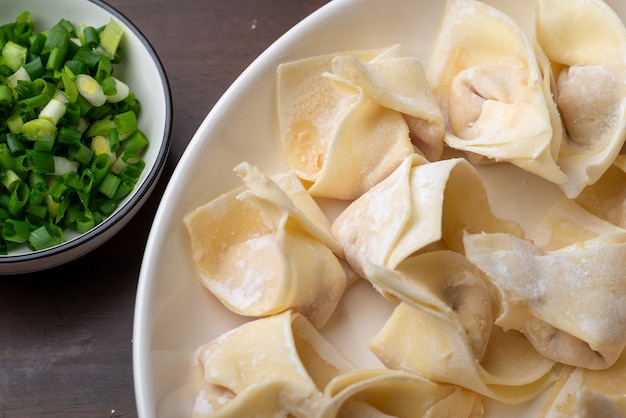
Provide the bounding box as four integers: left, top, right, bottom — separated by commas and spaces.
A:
535, 0, 626, 198
276, 47, 416, 199
183, 162, 346, 328
428, 0, 566, 185
319, 368, 483, 418
364, 251, 556, 404
331, 154, 522, 279
193, 310, 354, 417
464, 231, 626, 370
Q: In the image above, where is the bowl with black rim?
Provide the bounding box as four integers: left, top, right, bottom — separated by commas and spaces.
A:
0, 0, 172, 274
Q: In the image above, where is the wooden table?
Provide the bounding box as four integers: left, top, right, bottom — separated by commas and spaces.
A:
0, 0, 329, 416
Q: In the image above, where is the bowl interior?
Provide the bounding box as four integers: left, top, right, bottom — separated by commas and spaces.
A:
0, 0, 171, 272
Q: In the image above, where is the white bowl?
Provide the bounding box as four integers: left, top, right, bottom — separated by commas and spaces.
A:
0, 0, 172, 274
133, 0, 626, 417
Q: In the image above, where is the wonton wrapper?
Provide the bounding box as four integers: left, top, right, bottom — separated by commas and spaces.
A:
540, 351, 626, 418
277, 47, 417, 199
183, 162, 346, 328
428, 0, 566, 185
193, 310, 354, 417
535, 0, 626, 198
331, 154, 522, 279
464, 231, 626, 370
329, 45, 445, 161
528, 196, 625, 251
364, 251, 556, 404
575, 155, 626, 229
319, 368, 483, 418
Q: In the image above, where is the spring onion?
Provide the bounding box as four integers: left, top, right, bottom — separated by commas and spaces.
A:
76, 74, 106, 107
0, 11, 150, 253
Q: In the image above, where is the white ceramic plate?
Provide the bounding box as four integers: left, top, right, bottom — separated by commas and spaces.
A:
133, 0, 626, 416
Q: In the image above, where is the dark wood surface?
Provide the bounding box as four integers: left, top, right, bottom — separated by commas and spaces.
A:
0, 0, 329, 416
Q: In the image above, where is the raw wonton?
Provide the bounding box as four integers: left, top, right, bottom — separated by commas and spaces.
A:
364, 251, 556, 404
277, 47, 418, 199
535, 0, 626, 198
463, 231, 626, 370
193, 310, 354, 417
319, 368, 483, 418
183, 162, 346, 328
428, 0, 566, 184
331, 154, 522, 279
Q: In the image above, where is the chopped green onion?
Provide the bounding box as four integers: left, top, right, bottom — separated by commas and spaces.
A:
0, 11, 148, 252
57, 127, 82, 145
73, 94, 94, 116
62, 103, 81, 127
122, 129, 148, 153
90, 153, 111, 186
64, 60, 88, 77
3, 218, 30, 243
61, 67, 79, 103
72, 47, 101, 69
46, 47, 67, 71
91, 135, 115, 161
76, 73, 106, 106
7, 114, 23, 134
6, 133, 24, 155
101, 77, 117, 96
26, 149, 54, 174
0, 144, 14, 169
39, 98, 67, 125
106, 77, 129, 103
2, 41, 27, 71
85, 119, 115, 137
82, 26, 99, 48
6, 67, 30, 91
26, 202, 47, 219
69, 142, 92, 164
23, 56, 44, 79
29, 33, 46, 56
19, 93, 51, 112
98, 172, 120, 198
108, 127, 120, 152
22, 118, 57, 140
28, 224, 61, 250
75, 210, 94, 233
95, 56, 112, 83
0, 85, 13, 106
29, 181, 47, 205
12, 155, 28, 176
2, 169, 20, 192
99, 19, 124, 59
114, 111, 137, 136
34, 135, 54, 152
98, 198, 117, 216
113, 178, 134, 200
51, 19, 75, 37
44, 28, 70, 51
8, 180, 29, 216
47, 178, 68, 202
